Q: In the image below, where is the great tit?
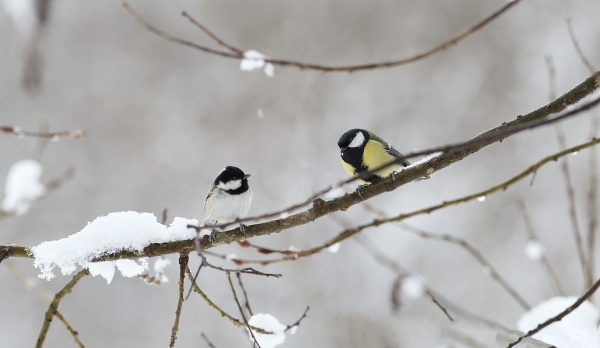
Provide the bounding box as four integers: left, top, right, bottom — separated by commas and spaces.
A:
204, 166, 252, 243
338, 129, 415, 196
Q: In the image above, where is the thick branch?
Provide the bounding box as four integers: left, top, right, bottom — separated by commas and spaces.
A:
3, 72, 600, 263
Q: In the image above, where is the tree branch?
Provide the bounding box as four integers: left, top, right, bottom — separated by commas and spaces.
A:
506, 276, 600, 347
3, 72, 600, 264
123, 0, 521, 72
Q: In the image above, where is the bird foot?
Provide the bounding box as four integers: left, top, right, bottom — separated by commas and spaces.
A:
239, 223, 247, 234
356, 185, 366, 199
209, 229, 217, 244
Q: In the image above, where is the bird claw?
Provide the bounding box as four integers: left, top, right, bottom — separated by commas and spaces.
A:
239, 223, 247, 234
391, 172, 396, 181
356, 186, 365, 199
209, 229, 217, 244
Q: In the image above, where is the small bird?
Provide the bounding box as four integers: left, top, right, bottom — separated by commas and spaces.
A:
204, 166, 252, 243
338, 129, 418, 196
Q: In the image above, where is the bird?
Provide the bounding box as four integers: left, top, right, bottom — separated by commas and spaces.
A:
338, 128, 421, 197
204, 166, 252, 243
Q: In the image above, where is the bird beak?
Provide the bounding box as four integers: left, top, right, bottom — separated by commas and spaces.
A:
244, 174, 251, 179
340, 147, 347, 153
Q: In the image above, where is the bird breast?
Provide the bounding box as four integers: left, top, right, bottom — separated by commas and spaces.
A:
205, 188, 252, 222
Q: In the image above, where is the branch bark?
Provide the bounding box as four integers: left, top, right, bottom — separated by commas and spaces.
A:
2, 72, 600, 263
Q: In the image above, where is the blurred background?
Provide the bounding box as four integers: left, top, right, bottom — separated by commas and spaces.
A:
1, 0, 599, 346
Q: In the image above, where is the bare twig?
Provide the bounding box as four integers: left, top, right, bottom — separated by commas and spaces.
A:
0, 126, 85, 139
507, 276, 600, 347
3, 259, 53, 301
201, 332, 217, 348
36, 269, 89, 348
516, 200, 565, 296
425, 291, 454, 322
54, 311, 85, 348
226, 271, 261, 348
567, 18, 596, 74
124, 0, 521, 72
546, 55, 591, 287
556, 123, 590, 287
236, 273, 254, 316
184, 266, 271, 334
587, 115, 599, 284
355, 234, 453, 321
185, 250, 281, 301
169, 254, 189, 348
181, 12, 243, 55
397, 223, 530, 310
285, 306, 310, 332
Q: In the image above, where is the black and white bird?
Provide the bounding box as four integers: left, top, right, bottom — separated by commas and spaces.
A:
204, 166, 252, 243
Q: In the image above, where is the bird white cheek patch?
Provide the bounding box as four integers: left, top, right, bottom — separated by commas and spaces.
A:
348, 132, 365, 148
218, 179, 242, 190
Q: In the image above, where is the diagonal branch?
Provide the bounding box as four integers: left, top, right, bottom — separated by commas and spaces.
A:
4, 72, 600, 263
506, 276, 600, 348
36, 269, 89, 348
54, 311, 85, 348
124, 0, 521, 72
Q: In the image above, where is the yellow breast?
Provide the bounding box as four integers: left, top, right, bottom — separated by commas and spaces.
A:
362, 140, 398, 178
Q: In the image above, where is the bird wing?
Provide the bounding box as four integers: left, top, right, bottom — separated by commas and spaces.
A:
204, 185, 216, 213
368, 132, 411, 167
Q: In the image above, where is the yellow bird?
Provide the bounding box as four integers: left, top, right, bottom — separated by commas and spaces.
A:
338, 129, 412, 193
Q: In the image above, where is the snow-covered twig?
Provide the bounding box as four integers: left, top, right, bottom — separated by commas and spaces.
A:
507, 276, 600, 347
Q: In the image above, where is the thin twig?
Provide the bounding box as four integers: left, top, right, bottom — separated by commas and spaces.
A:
587, 115, 599, 286
566, 18, 596, 74
181, 12, 243, 54
54, 311, 85, 348
125, 0, 521, 72
547, 54, 591, 287
184, 266, 270, 334
354, 234, 453, 321
236, 273, 254, 316
185, 251, 281, 301
201, 332, 217, 348
516, 200, 565, 296
285, 306, 310, 332
3, 259, 54, 301
36, 269, 89, 348
556, 124, 590, 286
226, 271, 262, 348
169, 254, 189, 348
425, 291, 454, 322
0, 125, 85, 139
506, 276, 600, 347
397, 223, 530, 310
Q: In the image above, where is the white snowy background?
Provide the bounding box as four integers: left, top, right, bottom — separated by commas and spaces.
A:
1, 0, 600, 347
